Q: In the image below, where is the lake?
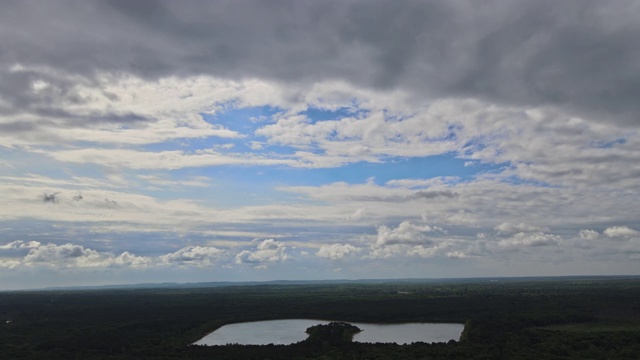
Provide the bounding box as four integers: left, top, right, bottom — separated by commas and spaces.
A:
193, 319, 464, 345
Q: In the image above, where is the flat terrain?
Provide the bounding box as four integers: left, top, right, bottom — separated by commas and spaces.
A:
1, 277, 639, 359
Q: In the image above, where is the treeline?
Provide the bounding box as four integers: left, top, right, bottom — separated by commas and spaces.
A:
1, 278, 639, 359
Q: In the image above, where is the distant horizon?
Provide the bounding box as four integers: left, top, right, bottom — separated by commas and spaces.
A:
7, 274, 639, 292
1, 1, 639, 289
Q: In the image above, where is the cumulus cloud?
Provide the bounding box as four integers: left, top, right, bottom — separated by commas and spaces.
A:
407, 245, 440, 258
2, 243, 231, 270
22, 243, 150, 268
365, 221, 452, 259
579, 229, 599, 240
497, 232, 561, 249
235, 239, 289, 267
603, 226, 639, 238
446, 251, 470, 259
494, 222, 545, 235
316, 243, 361, 260
159, 246, 225, 267
375, 221, 438, 246
0, 240, 41, 250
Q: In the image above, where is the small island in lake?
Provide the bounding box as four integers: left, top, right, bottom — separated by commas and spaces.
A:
304, 322, 362, 345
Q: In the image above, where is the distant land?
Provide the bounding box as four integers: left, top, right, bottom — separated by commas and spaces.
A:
24, 275, 640, 292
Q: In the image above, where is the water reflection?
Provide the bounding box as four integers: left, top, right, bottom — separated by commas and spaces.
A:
193, 319, 464, 346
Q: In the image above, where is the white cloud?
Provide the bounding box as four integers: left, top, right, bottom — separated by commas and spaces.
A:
316, 244, 361, 260
113, 252, 152, 268
0, 240, 41, 250
440, 210, 478, 226
346, 208, 366, 221
0, 258, 21, 269
235, 239, 288, 268
446, 251, 471, 259
365, 222, 452, 259
498, 232, 561, 249
21, 243, 150, 268
375, 221, 437, 246
385, 177, 461, 189
0, 72, 261, 147
2, 243, 231, 270
159, 246, 225, 268
47, 148, 299, 170
137, 174, 212, 188
603, 226, 639, 238
579, 229, 599, 240
494, 222, 545, 235
407, 245, 439, 258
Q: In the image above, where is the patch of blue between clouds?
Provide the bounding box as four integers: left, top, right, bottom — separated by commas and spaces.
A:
335, 154, 502, 185
201, 105, 294, 154
180, 153, 500, 187
593, 138, 626, 149
300, 106, 367, 124
206, 105, 281, 133
156, 154, 505, 208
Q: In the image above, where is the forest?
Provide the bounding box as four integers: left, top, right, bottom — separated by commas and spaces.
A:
1, 277, 639, 359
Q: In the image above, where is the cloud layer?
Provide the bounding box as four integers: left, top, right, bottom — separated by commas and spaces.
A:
1, 1, 639, 289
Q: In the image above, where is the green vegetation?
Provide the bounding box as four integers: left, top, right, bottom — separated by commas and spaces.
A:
305, 322, 362, 345
1, 277, 639, 359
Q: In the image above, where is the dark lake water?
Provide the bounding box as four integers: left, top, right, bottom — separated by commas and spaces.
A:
193, 319, 464, 345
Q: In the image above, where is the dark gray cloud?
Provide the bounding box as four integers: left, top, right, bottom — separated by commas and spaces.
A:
345, 189, 458, 202
410, 190, 458, 200
43, 192, 59, 203
1, 0, 639, 125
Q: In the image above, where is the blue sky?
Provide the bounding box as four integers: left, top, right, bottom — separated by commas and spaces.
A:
0, 0, 639, 289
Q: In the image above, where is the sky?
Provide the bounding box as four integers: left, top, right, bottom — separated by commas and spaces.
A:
1, 0, 639, 290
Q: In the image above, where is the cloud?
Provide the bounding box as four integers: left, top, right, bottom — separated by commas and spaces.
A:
0, 1, 640, 285
346, 208, 366, 221
316, 243, 361, 260
497, 232, 561, 249
0, 258, 21, 269
365, 221, 452, 259
22, 243, 150, 268
3, 0, 639, 126
3, 242, 231, 270
47, 148, 299, 170
137, 175, 212, 188
603, 226, 639, 238
407, 245, 439, 259
43, 192, 59, 203
494, 222, 545, 235
343, 189, 458, 202
0, 240, 41, 250
579, 229, 599, 240
446, 251, 470, 259
235, 239, 289, 267
375, 221, 438, 246
159, 246, 225, 267
284, 180, 461, 206
410, 190, 458, 200
385, 177, 461, 189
